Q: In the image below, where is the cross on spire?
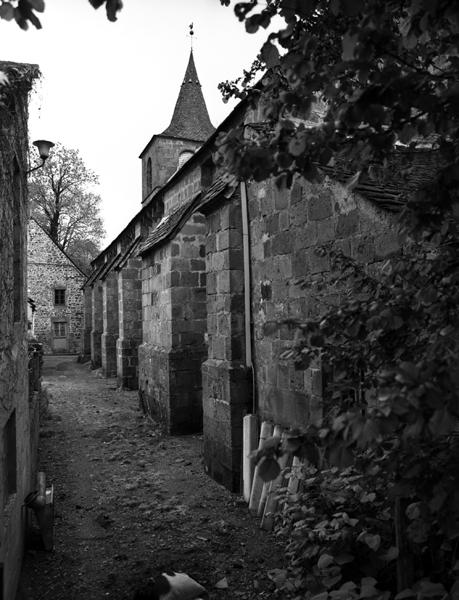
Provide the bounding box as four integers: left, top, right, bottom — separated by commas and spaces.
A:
189, 23, 194, 49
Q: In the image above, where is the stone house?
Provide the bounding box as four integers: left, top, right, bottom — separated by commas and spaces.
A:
84, 51, 431, 493
0, 61, 42, 600
28, 219, 86, 354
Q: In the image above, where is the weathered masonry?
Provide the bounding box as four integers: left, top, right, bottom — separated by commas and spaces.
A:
0, 61, 42, 600
84, 49, 433, 493
27, 219, 85, 354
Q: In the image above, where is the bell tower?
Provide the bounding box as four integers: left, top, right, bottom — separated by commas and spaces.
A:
139, 41, 215, 206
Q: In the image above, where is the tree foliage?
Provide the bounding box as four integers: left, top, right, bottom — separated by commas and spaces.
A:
0, 0, 123, 29
217, 0, 459, 191
219, 1, 459, 598
29, 143, 105, 273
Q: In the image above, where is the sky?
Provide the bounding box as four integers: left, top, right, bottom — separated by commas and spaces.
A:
0, 0, 274, 244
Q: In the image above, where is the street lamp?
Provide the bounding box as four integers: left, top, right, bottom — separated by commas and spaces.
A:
27, 139, 55, 174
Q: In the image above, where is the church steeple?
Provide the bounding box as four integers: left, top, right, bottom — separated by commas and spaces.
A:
161, 50, 215, 141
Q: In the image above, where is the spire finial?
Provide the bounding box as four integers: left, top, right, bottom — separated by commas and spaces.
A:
189, 22, 194, 50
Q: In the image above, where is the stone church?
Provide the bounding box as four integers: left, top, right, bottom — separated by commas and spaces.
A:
83, 50, 431, 492
28, 219, 85, 354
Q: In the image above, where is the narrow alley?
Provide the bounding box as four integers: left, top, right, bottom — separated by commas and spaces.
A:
17, 357, 284, 600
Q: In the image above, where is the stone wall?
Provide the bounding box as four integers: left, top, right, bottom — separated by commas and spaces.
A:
101, 271, 119, 377
248, 175, 399, 428
163, 165, 201, 215
202, 192, 251, 492
0, 61, 39, 600
91, 280, 103, 368
81, 286, 92, 360
117, 258, 142, 389
28, 220, 85, 354
139, 212, 207, 434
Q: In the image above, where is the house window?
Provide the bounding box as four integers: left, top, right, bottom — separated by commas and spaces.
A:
53, 321, 66, 338
54, 288, 66, 305
3, 411, 17, 505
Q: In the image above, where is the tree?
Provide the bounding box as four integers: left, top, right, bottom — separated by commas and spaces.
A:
217, 2, 459, 598
0, 0, 123, 29
29, 143, 105, 273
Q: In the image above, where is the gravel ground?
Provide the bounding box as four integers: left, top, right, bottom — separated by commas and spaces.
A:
16, 356, 285, 600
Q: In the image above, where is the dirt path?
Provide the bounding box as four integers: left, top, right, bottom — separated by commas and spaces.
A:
17, 357, 284, 600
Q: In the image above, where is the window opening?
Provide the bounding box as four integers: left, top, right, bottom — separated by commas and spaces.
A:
54, 288, 66, 305
53, 321, 66, 338
146, 157, 152, 191
4, 411, 17, 504
178, 150, 194, 170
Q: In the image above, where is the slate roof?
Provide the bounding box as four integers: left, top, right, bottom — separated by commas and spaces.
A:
99, 252, 122, 281
161, 50, 215, 142
319, 148, 444, 213
139, 195, 200, 256
139, 176, 235, 256
85, 261, 106, 287
115, 236, 142, 270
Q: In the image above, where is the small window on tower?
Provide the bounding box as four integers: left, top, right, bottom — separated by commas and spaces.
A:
146, 157, 152, 191
54, 288, 66, 305
53, 321, 66, 338
178, 150, 194, 170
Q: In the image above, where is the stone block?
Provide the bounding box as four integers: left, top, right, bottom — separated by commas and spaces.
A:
190, 259, 206, 271
317, 218, 336, 243
293, 249, 309, 277
275, 186, 289, 210
308, 193, 333, 221
180, 271, 199, 286
374, 231, 400, 258
336, 209, 359, 237
271, 231, 293, 255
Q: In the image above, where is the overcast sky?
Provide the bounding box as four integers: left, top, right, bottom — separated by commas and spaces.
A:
0, 0, 273, 243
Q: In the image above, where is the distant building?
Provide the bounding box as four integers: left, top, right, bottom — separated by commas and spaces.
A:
28, 219, 85, 354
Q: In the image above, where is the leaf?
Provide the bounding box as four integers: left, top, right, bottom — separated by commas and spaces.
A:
417, 581, 446, 598
215, 577, 229, 589
312, 593, 329, 600
282, 436, 303, 453
27, 0, 45, 12
382, 546, 399, 561
429, 408, 454, 436
357, 532, 381, 551
106, 0, 122, 22
261, 435, 282, 451
258, 457, 281, 482
318, 553, 335, 569
335, 553, 354, 565
342, 33, 358, 61
0, 2, 15, 20
0, 71, 9, 86
267, 569, 287, 585
329, 443, 354, 469
289, 135, 306, 157
395, 590, 415, 600
261, 41, 280, 68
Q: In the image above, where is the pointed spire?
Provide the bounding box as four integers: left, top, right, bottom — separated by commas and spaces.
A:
161, 50, 215, 142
